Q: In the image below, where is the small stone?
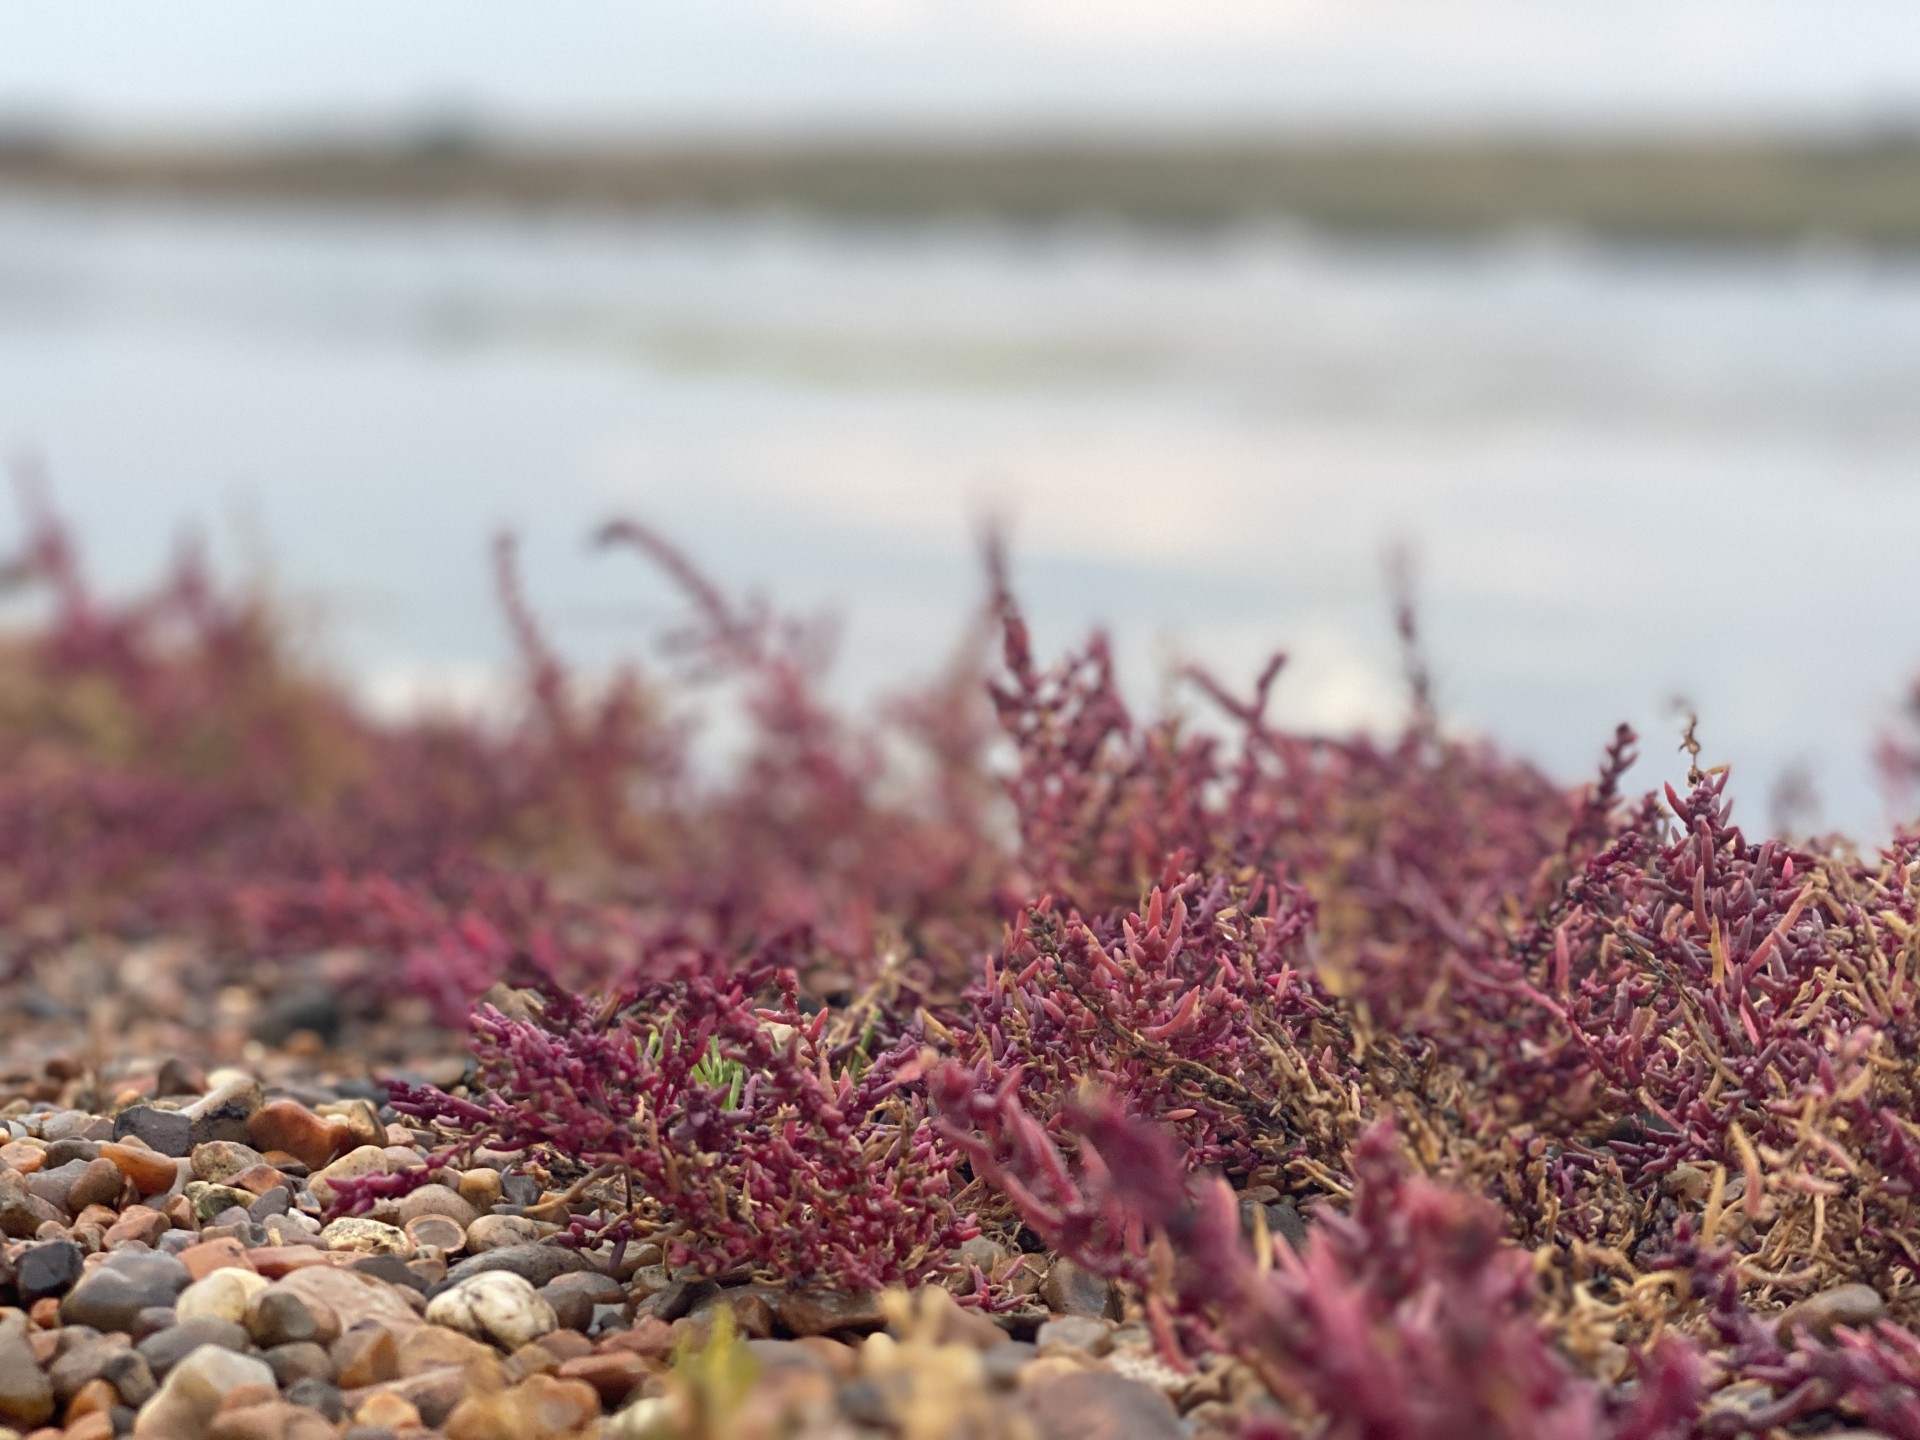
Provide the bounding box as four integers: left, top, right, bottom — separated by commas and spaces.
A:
262, 1342, 334, 1389
176, 1238, 254, 1282
129, 1308, 179, 1343
175, 1269, 271, 1326
284, 1377, 346, 1422
982, 1339, 1037, 1388
155, 1059, 204, 1099
0, 1318, 54, 1429
98, 1143, 179, 1199
111, 1109, 192, 1160
397, 1324, 495, 1377
1777, 1284, 1886, 1343
249, 990, 342, 1048
555, 1351, 649, 1407
322, 1218, 414, 1259
272, 1266, 420, 1335
246, 1289, 340, 1350
1023, 1370, 1184, 1440
182, 1079, 265, 1149
454, 1170, 502, 1212
102, 1348, 158, 1408
1041, 1258, 1115, 1320
305, 1147, 391, 1210
442, 1242, 588, 1289
353, 1391, 422, 1430
49, 1341, 123, 1407
462, 1215, 545, 1253
24, 1158, 90, 1212
776, 1288, 889, 1337
66, 1374, 120, 1419
690, 1287, 775, 1340
207, 1399, 338, 1440
1037, 1316, 1112, 1356
245, 1189, 290, 1223
61, 1253, 193, 1332
14, 1240, 83, 1302
390, 1184, 479, 1231
426, 1271, 557, 1352
184, 1184, 257, 1226
137, 1317, 252, 1377
539, 1272, 623, 1335
65, 1159, 127, 1215
131, 1343, 275, 1436
443, 1373, 600, 1440
245, 1103, 348, 1174
331, 1326, 400, 1389
189, 1143, 267, 1186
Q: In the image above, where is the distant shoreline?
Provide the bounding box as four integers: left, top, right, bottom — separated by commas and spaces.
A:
6, 137, 1920, 247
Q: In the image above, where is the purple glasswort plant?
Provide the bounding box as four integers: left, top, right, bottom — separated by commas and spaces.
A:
931, 1062, 1702, 1440
332, 944, 978, 1291
936, 869, 1369, 1183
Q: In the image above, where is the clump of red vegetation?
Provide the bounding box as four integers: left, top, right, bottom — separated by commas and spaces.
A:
10, 490, 1920, 1437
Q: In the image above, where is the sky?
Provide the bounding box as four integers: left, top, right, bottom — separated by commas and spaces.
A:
6, 0, 1920, 139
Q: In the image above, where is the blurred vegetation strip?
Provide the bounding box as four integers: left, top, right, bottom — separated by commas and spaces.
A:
7, 132, 1920, 244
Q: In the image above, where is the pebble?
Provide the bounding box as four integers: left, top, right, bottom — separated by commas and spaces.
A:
175, 1269, 271, 1326
305, 1146, 391, 1209
245, 1101, 348, 1173
331, 1326, 401, 1389
442, 1241, 589, 1289
391, 1183, 480, 1229
0, 1317, 54, 1430
323, 1219, 414, 1261
454, 1169, 503, 1212
111, 1108, 192, 1160
1776, 1284, 1886, 1343
1041, 1258, 1116, 1320
181, 1078, 265, 1149
97, 1144, 180, 1197
462, 1214, 547, 1252
60, 1252, 193, 1332
15, 1240, 84, 1302
189, 1142, 268, 1185
443, 1373, 601, 1440
245, 1290, 340, 1350
132, 1343, 276, 1437
1023, 1369, 1185, 1440
426, 1271, 558, 1351
777, 1287, 889, 1337
137, 1316, 252, 1377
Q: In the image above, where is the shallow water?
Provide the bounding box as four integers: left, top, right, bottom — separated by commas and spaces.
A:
2, 194, 1918, 833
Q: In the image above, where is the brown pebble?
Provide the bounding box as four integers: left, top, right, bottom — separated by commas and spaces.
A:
246, 1101, 350, 1174
96, 1145, 176, 1198
1777, 1284, 1887, 1344
63, 1376, 119, 1421
333, 1327, 402, 1389
63, 1160, 125, 1215
179, 1237, 255, 1281
555, 1351, 649, 1407
102, 1205, 170, 1249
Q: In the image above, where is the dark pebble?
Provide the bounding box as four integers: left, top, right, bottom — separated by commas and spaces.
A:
16, 1238, 84, 1301
111, 1107, 192, 1159
286, 1377, 347, 1422
136, 1315, 251, 1375
440, 1241, 591, 1291
250, 990, 341, 1047
43, 1138, 100, 1168
60, 1252, 192, 1332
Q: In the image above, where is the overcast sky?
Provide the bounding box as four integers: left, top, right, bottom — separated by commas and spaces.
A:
6, 0, 1920, 139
